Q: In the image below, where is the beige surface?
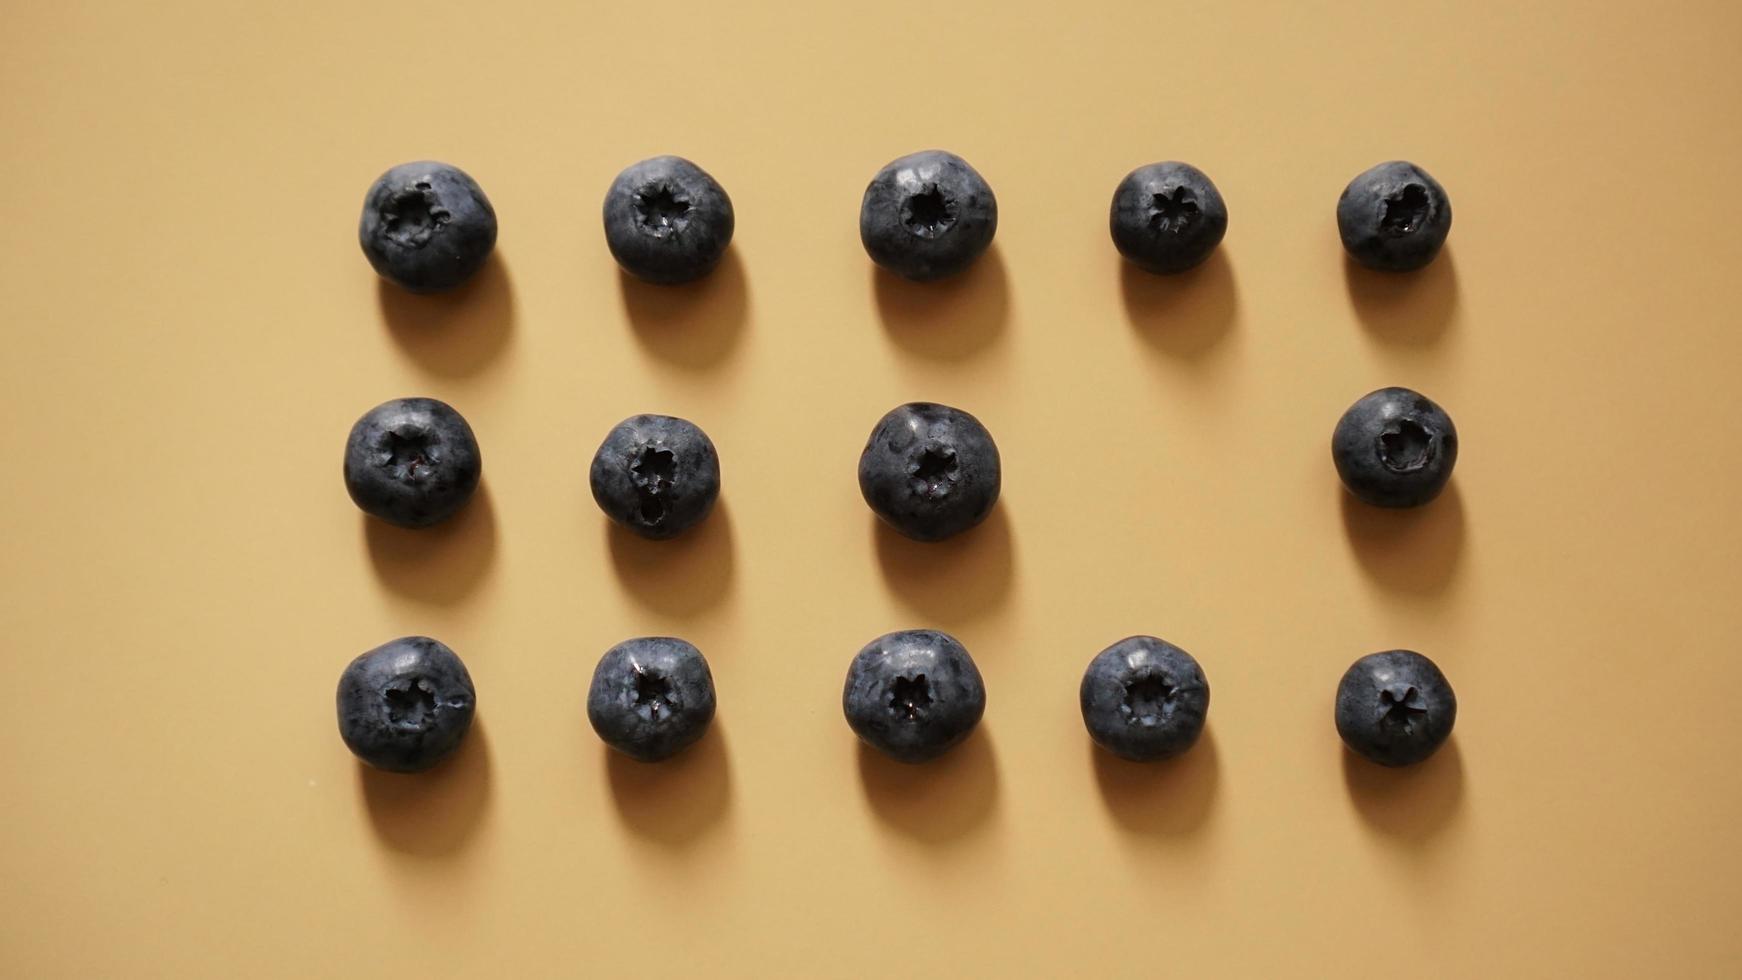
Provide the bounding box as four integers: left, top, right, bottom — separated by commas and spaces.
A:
3, 0, 1740, 976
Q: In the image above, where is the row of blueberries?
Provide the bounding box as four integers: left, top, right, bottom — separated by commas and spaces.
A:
344, 386, 1458, 541
359, 151, 1452, 293
337, 631, 1456, 773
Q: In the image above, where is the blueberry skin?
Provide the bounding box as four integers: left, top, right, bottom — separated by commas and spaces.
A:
1335, 650, 1456, 767
844, 629, 985, 764
1109, 162, 1229, 274
589, 414, 720, 540
337, 636, 476, 773
344, 397, 482, 528
603, 156, 734, 284
1332, 386, 1459, 508
858, 402, 1001, 542
587, 637, 717, 762
1336, 161, 1451, 272
1080, 636, 1210, 762
358, 161, 498, 293
859, 150, 997, 282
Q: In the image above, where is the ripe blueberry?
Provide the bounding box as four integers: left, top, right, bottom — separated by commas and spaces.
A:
358, 161, 498, 293
589, 414, 720, 540
858, 402, 1001, 542
344, 397, 482, 528
1335, 650, 1456, 767
1332, 386, 1458, 508
1109, 162, 1229, 274
844, 629, 985, 763
603, 156, 735, 284
587, 636, 717, 762
1336, 161, 1452, 272
859, 150, 997, 281
337, 636, 476, 773
1080, 636, 1210, 761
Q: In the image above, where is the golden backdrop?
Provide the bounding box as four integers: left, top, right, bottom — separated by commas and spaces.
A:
2, 0, 1739, 975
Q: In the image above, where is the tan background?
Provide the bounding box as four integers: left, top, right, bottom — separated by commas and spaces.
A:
3, 0, 1740, 975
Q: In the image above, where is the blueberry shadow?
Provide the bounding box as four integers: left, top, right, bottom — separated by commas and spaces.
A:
618, 250, 748, 368
358, 718, 491, 856
856, 727, 998, 844
363, 481, 497, 604
1090, 726, 1220, 835
376, 253, 515, 376
872, 246, 1009, 359
1342, 737, 1465, 841
1339, 481, 1466, 594
604, 721, 732, 846
1343, 248, 1458, 345
871, 505, 1014, 622
1119, 250, 1237, 358
605, 498, 735, 616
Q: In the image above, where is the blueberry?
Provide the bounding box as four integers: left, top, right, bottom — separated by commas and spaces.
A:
344, 397, 482, 528
1079, 636, 1210, 762
1331, 386, 1458, 508
1109, 162, 1229, 274
859, 150, 997, 281
844, 629, 985, 763
358, 161, 498, 293
858, 402, 1001, 542
587, 637, 716, 762
588, 414, 720, 540
603, 156, 735, 284
337, 636, 476, 773
1335, 650, 1456, 767
1336, 161, 1452, 272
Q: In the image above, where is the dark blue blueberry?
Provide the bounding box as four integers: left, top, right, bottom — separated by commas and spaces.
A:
344, 397, 482, 528
1080, 636, 1210, 762
603, 156, 734, 284
1335, 650, 1456, 767
589, 414, 720, 540
843, 629, 985, 764
1109, 162, 1229, 274
358, 161, 498, 293
1332, 386, 1458, 508
337, 636, 476, 773
1336, 161, 1451, 272
858, 402, 1000, 542
859, 150, 997, 281
587, 637, 716, 762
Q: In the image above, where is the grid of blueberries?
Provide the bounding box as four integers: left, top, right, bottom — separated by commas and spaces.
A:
340, 152, 1459, 777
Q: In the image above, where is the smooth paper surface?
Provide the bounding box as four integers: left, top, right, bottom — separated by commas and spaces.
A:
2, 1, 1739, 975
